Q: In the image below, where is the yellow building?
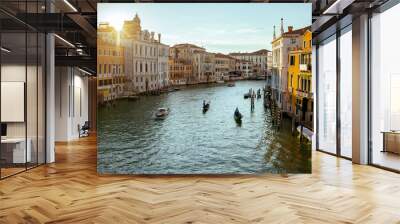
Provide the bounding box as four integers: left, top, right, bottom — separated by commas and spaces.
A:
287, 28, 312, 129
97, 23, 126, 104
168, 58, 192, 85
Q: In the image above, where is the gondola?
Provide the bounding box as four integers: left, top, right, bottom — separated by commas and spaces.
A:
234, 108, 242, 123
203, 101, 210, 113
234, 113, 242, 123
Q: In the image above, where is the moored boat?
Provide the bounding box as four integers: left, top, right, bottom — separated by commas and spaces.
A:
227, 82, 235, 87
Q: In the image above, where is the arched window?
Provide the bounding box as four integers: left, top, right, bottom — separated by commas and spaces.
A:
145, 63, 148, 73
140, 62, 142, 73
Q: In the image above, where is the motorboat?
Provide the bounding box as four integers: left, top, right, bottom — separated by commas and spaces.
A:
227, 82, 235, 87
244, 93, 250, 99
155, 108, 170, 119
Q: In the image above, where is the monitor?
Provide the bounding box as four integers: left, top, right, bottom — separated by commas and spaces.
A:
1, 123, 7, 137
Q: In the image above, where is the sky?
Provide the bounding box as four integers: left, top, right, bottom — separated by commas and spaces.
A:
98, 3, 311, 54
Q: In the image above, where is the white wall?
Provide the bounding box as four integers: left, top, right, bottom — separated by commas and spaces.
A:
55, 67, 89, 141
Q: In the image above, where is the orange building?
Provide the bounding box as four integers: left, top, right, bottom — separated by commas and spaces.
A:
97, 22, 126, 103
168, 58, 192, 85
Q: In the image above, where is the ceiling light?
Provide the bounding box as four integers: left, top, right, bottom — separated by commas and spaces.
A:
78, 67, 93, 76
322, 0, 355, 15
54, 34, 75, 48
1, 47, 11, 53
63, 0, 78, 12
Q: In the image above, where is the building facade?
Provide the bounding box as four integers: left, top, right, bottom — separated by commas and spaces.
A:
214, 53, 236, 81
168, 58, 193, 85
121, 14, 169, 93
235, 59, 253, 78
271, 18, 310, 112
97, 22, 125, 103
229, 49, 271, 78
169, 43, 216, 84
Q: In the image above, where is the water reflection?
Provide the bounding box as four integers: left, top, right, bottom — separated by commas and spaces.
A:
98, 81, 311, 174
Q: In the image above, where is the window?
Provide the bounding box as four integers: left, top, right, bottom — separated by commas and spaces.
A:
290, 55, 295, 66
370, 4, 400, 171
340, 27, 352, 158
317, 35, 337, 154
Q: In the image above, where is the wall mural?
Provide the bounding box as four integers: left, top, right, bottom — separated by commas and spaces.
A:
97, 3, 312, 174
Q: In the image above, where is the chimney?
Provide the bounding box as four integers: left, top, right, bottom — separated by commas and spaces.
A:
280, 18, 284, 35
288, 26, 293, 32
158, 33, 161, 43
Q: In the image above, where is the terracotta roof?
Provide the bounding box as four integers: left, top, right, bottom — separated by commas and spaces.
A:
282, 26, 311, 37
215, 53, 236, 60
172, 43, 205, 50
229, 49, 270, 56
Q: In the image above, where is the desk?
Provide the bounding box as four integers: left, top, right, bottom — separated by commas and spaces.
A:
1, 138, 31, 163
381, 131, 400, 154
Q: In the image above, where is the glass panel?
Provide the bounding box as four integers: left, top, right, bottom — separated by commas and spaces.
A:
340, 27, 352, 158
371, 4, 400, 171
317, 35, 337, 154
1, 31, 27, 177
27, 31, 38, 169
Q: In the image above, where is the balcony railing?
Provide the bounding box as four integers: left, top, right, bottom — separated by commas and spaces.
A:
300, 64, 311, 71
296, 89, 313, 98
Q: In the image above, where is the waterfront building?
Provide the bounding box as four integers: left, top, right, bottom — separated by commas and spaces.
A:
288, 28, 312, 129
229, 49, 271, 78
169, 43, 216, 84
121, 14, 169, 93
97, 22, 125, 103
215, 53, 236, 81
168, 57, 193, 85
271, 18, 310, 112
235, 59, 253, 79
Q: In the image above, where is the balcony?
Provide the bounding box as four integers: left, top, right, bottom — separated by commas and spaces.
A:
300, 64, 311, 71
296, 89, 313, 99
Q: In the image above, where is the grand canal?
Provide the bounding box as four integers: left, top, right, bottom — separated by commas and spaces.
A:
98, 81, 311, 174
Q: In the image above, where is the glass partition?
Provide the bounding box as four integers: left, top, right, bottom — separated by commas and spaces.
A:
317, 35, 337, 154
370, 3, 400, 171
1, 31, 28, 177
0, 2, 46, 179
339, 26, 352, 158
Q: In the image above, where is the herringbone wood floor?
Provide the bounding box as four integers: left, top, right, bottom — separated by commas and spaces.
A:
1, 135, 400, 224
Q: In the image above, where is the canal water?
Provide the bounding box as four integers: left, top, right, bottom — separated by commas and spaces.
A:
98, 80, 311, 174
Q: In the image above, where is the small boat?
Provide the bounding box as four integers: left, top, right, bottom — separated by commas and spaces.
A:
174, 88, 181, 91
234, 113, 242, 123
216, 80, 225, 84
227, 82, 235, 87
244, 93, 250, 99
203, 101, 210, 113
155, 108, 170, 119
234, 108, 242, 123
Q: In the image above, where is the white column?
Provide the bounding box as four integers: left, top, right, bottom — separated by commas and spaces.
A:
352, 14, 369, 164
46, 32, 55, 163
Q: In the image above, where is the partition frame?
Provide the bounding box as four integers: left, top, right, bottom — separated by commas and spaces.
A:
0, 0, 48, 180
